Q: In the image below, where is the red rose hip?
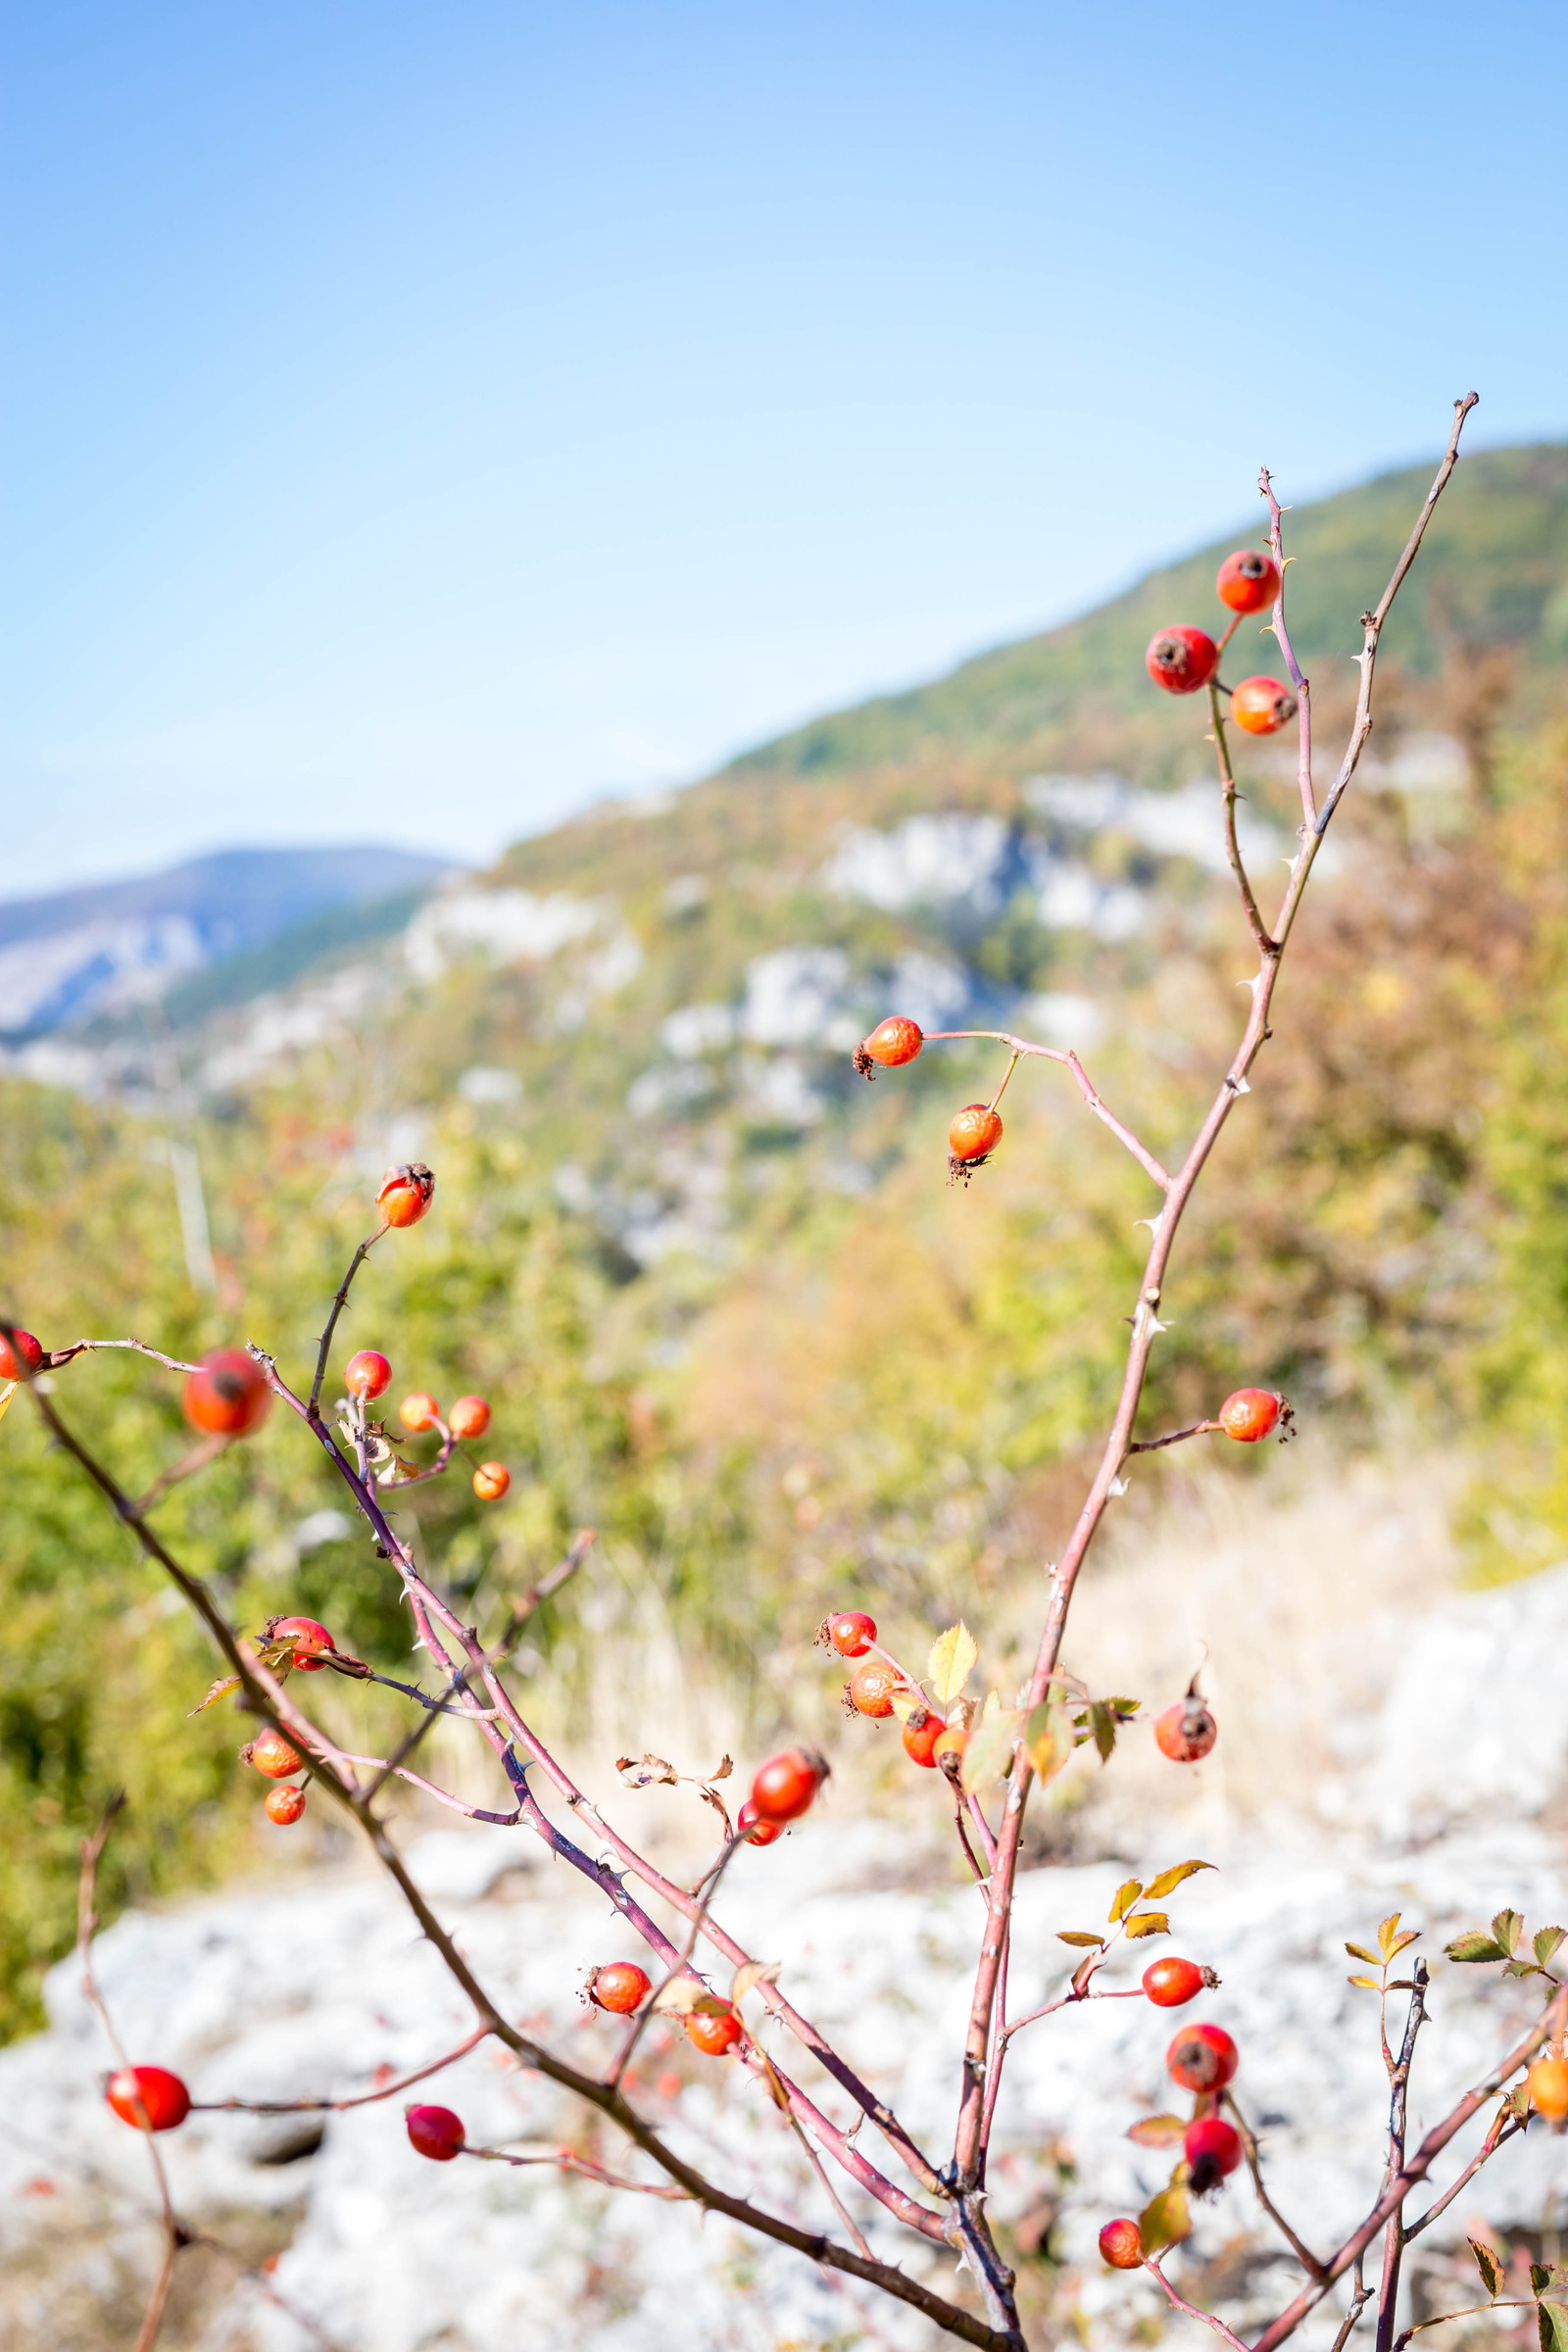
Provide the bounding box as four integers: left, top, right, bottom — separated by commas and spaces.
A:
265, 1784, 307, 1826
1215, 550, 1280, 614
1143, 1956, 1215, 2007
1154, 1690, 1217, 1762
345, 1350, 391, 1400
1100, 2217, 1145, 2269
399, 1391, 441, 1432
1146, 626, 1219, 695
856, 1016, 924, 1079
736, 1799, 782, 1846
847, 1658, 902, 1718
377, 1164, 435, 1228
750, 1746, 827, 1823
106, 2066, 190, 2132
686, 2009, 743, 2056
448, 1396, 491, 1440
902, 1706, 945, 1768
183, 1349, 272, 1437
0, 1327, 44, 1381
1231, 675, 1298, 736
948, 1104, 1002, 1166
266, 1615, 335, 1670
589, 1962, 652, 2014
1218, 1388, 1284, 1443
1184, 2113, 1243, 2193
406, 2103, 465, 2160
1167, 2023, 1239, 2092
472, 1461, 511, 1500
246, 1727, 305, 1780
819, 1610, 877, 1658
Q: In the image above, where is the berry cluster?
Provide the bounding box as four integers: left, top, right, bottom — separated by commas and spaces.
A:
1145, 548, 1298, 735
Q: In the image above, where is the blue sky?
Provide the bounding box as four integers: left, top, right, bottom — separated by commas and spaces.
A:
4, 0, 1565, 895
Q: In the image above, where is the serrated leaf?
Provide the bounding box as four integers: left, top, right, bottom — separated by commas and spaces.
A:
1494, 1909, 1525, 1957
1138, 2180, 1191, 2255
1446, 1932, 1508, 1963
1108, 1879, 1144, 1923
1377, 1913, 1402, 1957
1540, 2305, 1568, 2352
1124, 1911, 1169, 1940
1504, 1958, 1544, 1980
1127, 2114, 1187, 2147
1088, 1700, 1118, 1763
615, 1753, 679, 1788
1346, 1942, 1382, 1964
1536, 1927, 1567, 1969
1469, 2238, 1501, 2298
1386, 1931, 1420, 1959
187, 1674, 242, 1718
1348, 1974, 1384, 1990
928, 1623, 979, 1706
1144, 1859, 1215, 1900
730, 1960, 781, 2003
960, 1709, 1020, 1794
1104, 1696, 1141, 1719
1532, 2264, 1552, 2297
1056, 1931, 1105, 1948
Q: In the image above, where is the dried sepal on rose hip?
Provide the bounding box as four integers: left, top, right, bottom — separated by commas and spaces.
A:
377, 1163, 435, 1229
106, 2065, 190, 2132
1215, 549, 1281, 614
1217, 1388, 1294, 1444
1154, 1679, 1217, 1763
853, 1015, 924, 1080
948, 1103, 1002, 1185
183, 1348, 272, 1437
1146, 625, 1219, 696
1230, 675, 1298, 736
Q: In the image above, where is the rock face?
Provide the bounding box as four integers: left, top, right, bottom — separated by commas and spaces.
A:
5, 1571, 1568, 2350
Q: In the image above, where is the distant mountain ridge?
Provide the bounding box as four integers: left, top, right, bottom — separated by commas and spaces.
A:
0, 846, 454, 1038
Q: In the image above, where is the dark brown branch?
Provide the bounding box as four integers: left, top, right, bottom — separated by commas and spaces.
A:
308, 1227, 385, 1417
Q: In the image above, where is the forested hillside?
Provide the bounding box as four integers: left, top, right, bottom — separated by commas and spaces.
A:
5, 440, 1568, 2037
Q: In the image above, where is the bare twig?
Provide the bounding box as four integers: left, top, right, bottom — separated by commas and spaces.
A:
1127, 1416, 1222, 1455
922, 1032, 1172, 1191
1224, 2090, 1327, 2278
1208, 678, 1275, 953
1146, 2257, 1251, 2350
308, 1226, 385, 1418
1375, 1962, 1430, 2352
193, 2025, 492, 2113
1257, 469, 1315, 827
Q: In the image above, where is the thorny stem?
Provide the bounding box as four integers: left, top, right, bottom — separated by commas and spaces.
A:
465, 2142, 693, 2200
308, 1225, 385, 1417
1404, 2115, 1524, 2240
952, 396, 1477, 2201
1330, 2261, 1373, 2352
44, 1336, 204, 1376
1146, 2258, 1252, 2350
35, 1385, 1007, 2350
1208, 678, 1276, 954
1257, 472, 1315, 828
609, 1833, 743, 2091
1223, 2089, 1327, 2278
1375, 1963, 1430, 2352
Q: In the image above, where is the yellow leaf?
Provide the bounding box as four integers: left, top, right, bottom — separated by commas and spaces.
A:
1144, 1859, 1215, 1899
1123, 1910, 1169, 1939
1347, 1974, 1382, 1990
0, 1380, 16, 1424
730, 1960, 780, 2003
928, 1622, 979, 1707
187, 1674, 242, 1718
1138, 2180, 1191, 2255
1108, 1879, 1144, 1923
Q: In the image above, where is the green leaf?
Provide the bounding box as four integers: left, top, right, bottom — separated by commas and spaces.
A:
1504, 1959, 1544, 1980
1145, 1859, 1215, 1900
1088, 1700, 1117, 1763
1532, 2265, 1552, 2297
1104, 1695, 1141, 1719
1123, 1911, 1169, 1940
1108, 1879, 1144, 1923
1346, 1941, 1382, 1964
959, 1709, 1020, 1795
1535, 1927, 1567, 1970
928, 1622, 979, 1706
1469, 2238, 1501, 2298
1138, 2180, 1191, 2256
1539, 2306, 1568, 2352
1127, 2114, 1187, 2147
1494, 1909, 1526, 1957
1023, 1701, 1066, 1782
1446, 1932, 1508, 1963
1056, 1931, 1104, 1948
